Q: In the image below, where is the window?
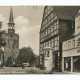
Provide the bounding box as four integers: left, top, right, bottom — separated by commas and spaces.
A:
12, 45, 14, 49
51, 25, 53, 32
48, 27, 51, 34
46, 30, 48, 35
51, 12, 53, 19
10, 34, 13, 37
72, 39, 75, 48
52, 39, 54, 47
54, 23, 56, 30
48, 16, 51, 22
14, 40, 16, 44
55, 37, 57, 46
77, 38, 80, 46
51, 19, 53, 23
68, 41, 71, 48
44, 43, 45, 47
50, 40, 52, 47
46, 42, 49, 47
45, 51, 49, 57
49, 41, 50, 47
47, 51, 49, 57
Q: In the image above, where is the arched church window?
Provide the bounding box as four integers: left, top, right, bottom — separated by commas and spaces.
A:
13, 58, 14, 61
47, 51, 49, 57
14, 40, 15, 44
10, 35, 12, 37
12, 45, 14, 49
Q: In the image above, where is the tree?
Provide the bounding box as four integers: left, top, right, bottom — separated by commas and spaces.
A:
0, 22, 6, 66
0, 30, 6, 48
19, 46, 37, 66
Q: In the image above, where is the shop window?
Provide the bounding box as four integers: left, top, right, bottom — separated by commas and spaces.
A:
64, 57, 71, 71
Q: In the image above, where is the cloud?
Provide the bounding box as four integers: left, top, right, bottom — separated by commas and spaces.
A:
14, 16, 30, 29
15, 16, 40, 55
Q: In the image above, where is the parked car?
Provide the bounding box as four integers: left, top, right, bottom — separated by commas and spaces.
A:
22, 63, 29, 67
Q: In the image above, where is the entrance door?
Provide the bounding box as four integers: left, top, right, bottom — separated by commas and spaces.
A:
64, 57, 71, 71
53, 52, 58, 70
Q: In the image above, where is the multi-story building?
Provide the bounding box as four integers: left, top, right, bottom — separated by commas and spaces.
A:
62, 7, 80, 72
4, 7, 19, 66
39, 6, 79, 72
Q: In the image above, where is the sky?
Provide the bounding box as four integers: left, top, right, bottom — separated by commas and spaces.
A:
0, 6, 44, 55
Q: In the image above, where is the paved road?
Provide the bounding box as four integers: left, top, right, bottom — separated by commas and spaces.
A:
0, 67, 44, 74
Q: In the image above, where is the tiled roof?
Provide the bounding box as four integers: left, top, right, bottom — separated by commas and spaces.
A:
53, 6, 80, 20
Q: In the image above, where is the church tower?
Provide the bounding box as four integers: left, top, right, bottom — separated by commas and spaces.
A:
4, 7, 19, 66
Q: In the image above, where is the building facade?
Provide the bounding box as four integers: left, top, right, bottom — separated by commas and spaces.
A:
4, 8, 19, 66
62, 8, 80, 72
39, 6, 79, 72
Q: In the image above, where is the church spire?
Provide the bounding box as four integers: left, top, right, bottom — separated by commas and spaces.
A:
9, 7, 14, 24
8, 7, 15, 33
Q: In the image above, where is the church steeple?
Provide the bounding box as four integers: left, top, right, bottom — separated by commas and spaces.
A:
8, 7, 15, 33
9, 7, 14, 24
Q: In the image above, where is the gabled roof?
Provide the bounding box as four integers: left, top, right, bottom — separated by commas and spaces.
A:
40, 6, 80, 32
53, 6, 80, 20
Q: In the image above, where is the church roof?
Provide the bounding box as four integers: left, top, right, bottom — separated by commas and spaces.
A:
6, 33, 19, 38
15, 34, 19, 38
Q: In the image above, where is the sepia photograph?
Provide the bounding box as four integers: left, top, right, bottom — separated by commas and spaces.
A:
0, 6, 80, 74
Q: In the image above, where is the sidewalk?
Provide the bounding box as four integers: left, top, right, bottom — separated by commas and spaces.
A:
44, 70, 80, 74
52, 71, 80, 74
